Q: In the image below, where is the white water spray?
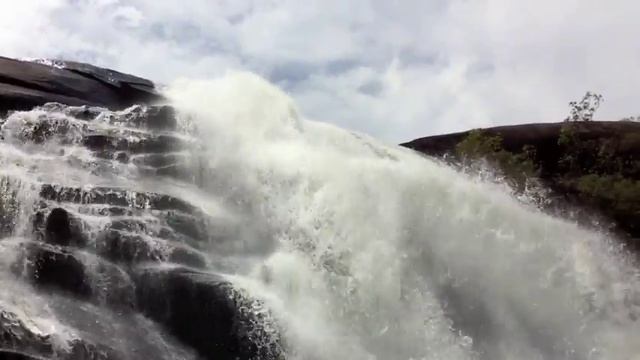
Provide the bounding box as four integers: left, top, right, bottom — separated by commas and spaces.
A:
167, 72, 640, 360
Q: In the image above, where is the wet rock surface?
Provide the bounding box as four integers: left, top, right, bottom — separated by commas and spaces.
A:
135, 266, 282, 360
0, 64, 282, 359
0, 307, 124, 360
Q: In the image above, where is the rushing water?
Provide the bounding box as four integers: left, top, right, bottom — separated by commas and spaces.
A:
1, 72, 639, 360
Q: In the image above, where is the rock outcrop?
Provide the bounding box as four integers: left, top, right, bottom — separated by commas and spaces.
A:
0, 57, 163, 115
402, 121, 640, 250
0, 57, 281, 360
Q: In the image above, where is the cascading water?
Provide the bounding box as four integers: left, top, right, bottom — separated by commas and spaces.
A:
0, 71, 638, 360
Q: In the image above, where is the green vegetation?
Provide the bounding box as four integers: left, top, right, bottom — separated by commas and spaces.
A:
453, 122, 640, 239
557, 123, 640, 234
576, 174, 640, 213
455, 129, 538, 191
415, 90, 640, 239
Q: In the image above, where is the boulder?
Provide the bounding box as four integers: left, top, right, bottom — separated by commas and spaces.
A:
134, 266, 282, 360
13, 242, 92, 299
32, 207, 87, 247
44, 208, 72, 246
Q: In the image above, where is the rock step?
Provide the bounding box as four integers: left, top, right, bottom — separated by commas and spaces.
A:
74, 204, 141, 218
39, 103, 178, 132
11, 241, 136, 309
82, 133, 190, 155
35, 201, 211, 246
32, 207, 208, 267
104, 105, 178, 131
131, 153, 190, 168
131, 153, 197, 181
39, 185, 199, 215
3, 105, 187, 152
96, 229, 207, 268
108, 217, 204, 248
38, 102, 108, 121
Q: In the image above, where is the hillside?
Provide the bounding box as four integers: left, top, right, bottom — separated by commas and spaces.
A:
402, 121, 640, 250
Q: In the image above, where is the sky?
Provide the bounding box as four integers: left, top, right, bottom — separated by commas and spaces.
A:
1, 0, 638, 142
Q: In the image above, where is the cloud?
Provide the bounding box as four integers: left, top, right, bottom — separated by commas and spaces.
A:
0, 0, 638, 142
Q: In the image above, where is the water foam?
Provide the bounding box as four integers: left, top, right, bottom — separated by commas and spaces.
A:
168, 72, 640, 360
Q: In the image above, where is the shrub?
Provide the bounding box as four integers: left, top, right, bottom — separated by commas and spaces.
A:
455, 130, 539, 191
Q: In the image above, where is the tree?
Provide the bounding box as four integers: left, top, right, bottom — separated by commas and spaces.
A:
565, 91, 603, 122
620, 115, 639, 122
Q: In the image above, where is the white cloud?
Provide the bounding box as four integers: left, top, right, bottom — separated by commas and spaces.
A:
0, 0, 638, 142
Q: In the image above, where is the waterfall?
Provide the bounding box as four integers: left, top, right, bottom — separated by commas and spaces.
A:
0, 71, 638, 360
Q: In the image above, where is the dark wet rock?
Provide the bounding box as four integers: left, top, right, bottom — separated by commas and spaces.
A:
121, 105, 177, 131
134, 266, 282, 360
108, 219, 151, 234
38, 103, 106, 121
81, 133, 189, 155
44, 208, 72, 246
115, 152, 129, 163
155, 164, 191, 180
0, 112, 77, 144
13, 242, 92, 299
95, 105, 178, 132
167, 247, 208, 268
145, 105, 178, 131
0, 308, 124, 360
68, 105, 103, 121
95, 229, 206, 268
164, 211, 209, 242
76, 206, 136, 218
0, 350, 43, 360
131, 153, 194, 181
107, 218, 202, 249
0, 310, 53, 359
132, 153, 187, 168
11, 241, 135, 309
60, 60, 154, 90
39, 185, 198, 214
81, 255, 137, 309
96, 230, 164, 265
32, 207, 88, 247
0, 57, 162, 114
81, 135, 114, 152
